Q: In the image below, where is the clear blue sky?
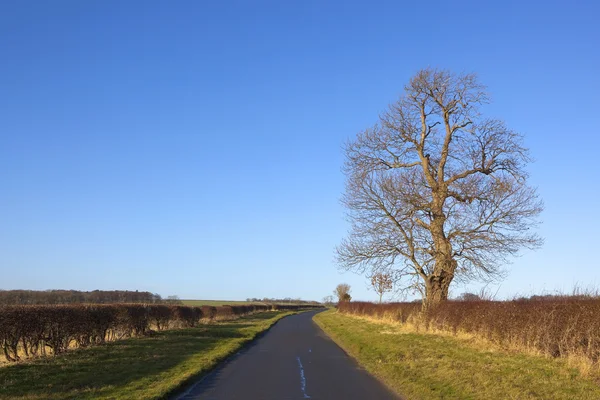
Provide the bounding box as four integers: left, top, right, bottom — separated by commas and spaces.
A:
1, 0, 599, 301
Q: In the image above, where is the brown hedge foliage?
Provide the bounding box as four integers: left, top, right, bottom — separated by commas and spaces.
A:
201, 306, 217, 321
338, 300, 600, 364
0, 303, 323, 362
216, 305, 234, 319
148, 304, 174, 330
171, 306, 203, 327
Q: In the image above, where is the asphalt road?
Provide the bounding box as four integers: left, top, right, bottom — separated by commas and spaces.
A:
175, 310, 400, 400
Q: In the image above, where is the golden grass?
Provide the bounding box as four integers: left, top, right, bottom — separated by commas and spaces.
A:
342, 311, 600, 377
315, 309, 600, 400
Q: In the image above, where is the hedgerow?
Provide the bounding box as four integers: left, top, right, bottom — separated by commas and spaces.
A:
338, 299, 600, 366
0, 303, 321, 362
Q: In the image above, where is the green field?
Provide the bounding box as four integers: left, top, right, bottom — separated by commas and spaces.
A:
0, 311, 293, 400
181, 300, 315, 307
181, 299, 262, 306
313, 310, 600, 400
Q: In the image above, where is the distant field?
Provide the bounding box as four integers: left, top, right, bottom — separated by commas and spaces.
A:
181, 300, 263, 306
181, 300, 316, 307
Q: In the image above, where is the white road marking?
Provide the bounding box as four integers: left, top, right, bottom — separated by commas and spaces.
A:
296, 356, 311, 398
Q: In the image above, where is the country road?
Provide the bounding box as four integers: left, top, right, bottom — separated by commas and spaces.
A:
174, 310, 400, 400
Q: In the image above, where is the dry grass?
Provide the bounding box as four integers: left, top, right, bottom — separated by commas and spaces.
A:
342, 311, 600, 377
315, 309, 600, 400
338, 299, 600, 376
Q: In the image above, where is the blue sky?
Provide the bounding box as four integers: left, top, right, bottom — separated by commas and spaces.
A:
1, 0, 599, 301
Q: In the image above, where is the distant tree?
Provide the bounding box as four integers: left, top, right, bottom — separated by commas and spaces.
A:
370, 273, 394, 303
457, 292, 481, 301
166, 295, 182, 305
336, 68, 543, 309
334, 284, 352, 303
0, 289, 165, 305
322, 295, 335, 306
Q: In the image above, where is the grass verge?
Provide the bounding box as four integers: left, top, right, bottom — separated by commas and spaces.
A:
0, 311, 293, 400
313, 309, 600, 400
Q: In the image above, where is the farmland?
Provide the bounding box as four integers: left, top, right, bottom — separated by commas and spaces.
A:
2, 1, 598, 399
181, 300, 263, 307
181, 299, 319, 307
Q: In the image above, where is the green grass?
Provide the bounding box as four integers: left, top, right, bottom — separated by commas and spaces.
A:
0, 311, 292, 400
313, 310, 600, 400
180, 299, 261, 306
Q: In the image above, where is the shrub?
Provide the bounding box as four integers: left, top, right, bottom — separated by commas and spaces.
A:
148, 305, 174, 330
172, 306, 202, 327
201, 306, 217, 321
216, 306, 234, 319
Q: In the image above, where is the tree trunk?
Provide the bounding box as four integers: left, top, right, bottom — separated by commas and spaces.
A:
423, 272, 453, 310
379, 293, 383, 304
423, 195, 456, 309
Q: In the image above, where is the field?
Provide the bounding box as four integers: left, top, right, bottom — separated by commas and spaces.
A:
314, 309, 600, 400
181, 299, 262, 307
0, 311, 292, 400
181, 300, 316, 307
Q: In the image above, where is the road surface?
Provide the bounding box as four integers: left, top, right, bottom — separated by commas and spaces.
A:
175, 310, 400, 400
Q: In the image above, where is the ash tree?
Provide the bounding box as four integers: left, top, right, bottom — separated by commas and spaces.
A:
370, 272, 394, 303
337, 68, 543, 309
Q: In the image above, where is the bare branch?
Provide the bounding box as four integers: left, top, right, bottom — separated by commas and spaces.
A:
337, 68, 543, 308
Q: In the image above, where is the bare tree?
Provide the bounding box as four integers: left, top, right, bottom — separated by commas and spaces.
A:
370, 272, 393, 303
322, 295, 335, 306
334, 283, 352, 303
337, 68, 543, 309
456, 292, 481, 301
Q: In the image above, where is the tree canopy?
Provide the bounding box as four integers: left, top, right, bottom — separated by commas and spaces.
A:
337, 68, 543, 308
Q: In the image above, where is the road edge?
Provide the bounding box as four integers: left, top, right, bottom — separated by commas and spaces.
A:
312, 309, 405, 400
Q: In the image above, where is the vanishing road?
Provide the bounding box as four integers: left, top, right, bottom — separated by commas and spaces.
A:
175, 310, 399, 400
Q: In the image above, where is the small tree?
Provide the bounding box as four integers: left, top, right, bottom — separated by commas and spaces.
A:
334, 284, 352, 303
370, 273, 393, 303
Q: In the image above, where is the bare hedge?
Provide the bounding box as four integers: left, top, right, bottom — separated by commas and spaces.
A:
338, 300, 600, 364
0, 303, 322, 362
